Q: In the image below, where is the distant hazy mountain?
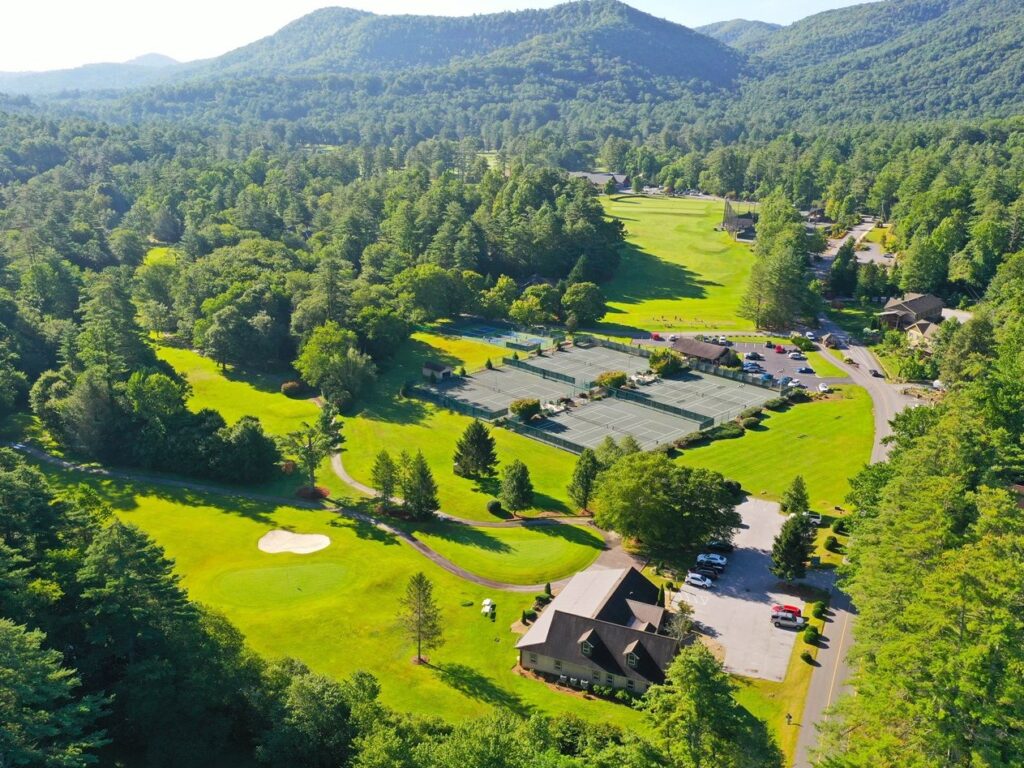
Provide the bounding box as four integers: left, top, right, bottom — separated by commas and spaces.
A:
0, 54, 183, 95
696, 19, 781, 49
196, 0, 743, 85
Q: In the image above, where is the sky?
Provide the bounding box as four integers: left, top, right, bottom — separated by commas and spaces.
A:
0, 0, 868, 72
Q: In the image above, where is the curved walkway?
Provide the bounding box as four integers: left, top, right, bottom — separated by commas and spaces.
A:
9, 442, 632, 593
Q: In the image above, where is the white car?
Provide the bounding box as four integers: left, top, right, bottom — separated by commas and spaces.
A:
789, 379, 805, 388
696, 553, 727, 567
818, 383, 831, 393
805, 512, 823, 526
684, 573, 714, 589
788, 351, 806, 360
805, 332, 817, 341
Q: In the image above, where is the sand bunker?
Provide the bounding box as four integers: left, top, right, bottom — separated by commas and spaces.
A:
258, 530, 330, 555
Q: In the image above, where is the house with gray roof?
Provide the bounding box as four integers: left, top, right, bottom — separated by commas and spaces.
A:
878, 293, 944, 330
516, 567, 679, 694
567, 171, 630, 190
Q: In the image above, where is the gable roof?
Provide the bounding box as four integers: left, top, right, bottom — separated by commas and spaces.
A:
883, 293, 944, 317
907, 320, 939, 338
516, 567, 677, 685
423, 360, 453, 372
670, 337, 731, 362
568, 171, 628, 186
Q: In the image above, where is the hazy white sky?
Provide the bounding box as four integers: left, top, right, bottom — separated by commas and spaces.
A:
1, 0, 868, 72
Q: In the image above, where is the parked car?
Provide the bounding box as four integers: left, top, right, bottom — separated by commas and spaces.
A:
817, 383, 831, 394
789, 379, 805, 388
765, 341, 776, 349
743, 364, 764, 373
788, 351, 807, 360
869, 368, 883, 378
744, 351, 764, 361
696, 553, 727, 567
805, 332, 818, 341
684, 573, 714, 589
805, 511, 823, 526
774, 344, 786, 354
771, 603, 803, 618
668, 334, 679, 342
797, 366, 815, 374
772, 613, 808, 630
779, 376, 793, 387
689, 566, 719, 581
706, 540, 735, 553
651, 332, 662, 341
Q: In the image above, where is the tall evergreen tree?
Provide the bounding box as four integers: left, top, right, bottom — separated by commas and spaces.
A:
371, 450, 398, 504
781, 475, 810, 515
399, 572, 444, 664
770, 514, 814, 582
452, 419, 498, 477
499, 459, 534, 513
401, 451, 439, 520
567, 448, 600, 511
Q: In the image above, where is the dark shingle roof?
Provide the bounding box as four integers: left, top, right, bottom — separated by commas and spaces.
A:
670, 337, 731, 362
883, 293, 944, 317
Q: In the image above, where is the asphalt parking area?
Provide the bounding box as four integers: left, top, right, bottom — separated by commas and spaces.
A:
730, 341, 837, 384
672, 497, 805, 682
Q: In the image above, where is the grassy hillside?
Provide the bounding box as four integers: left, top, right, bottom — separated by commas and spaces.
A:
596, 195, 755, 334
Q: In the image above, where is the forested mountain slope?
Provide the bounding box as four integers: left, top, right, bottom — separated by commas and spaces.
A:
738, 0, 1024, 123
696, 19, 781, 49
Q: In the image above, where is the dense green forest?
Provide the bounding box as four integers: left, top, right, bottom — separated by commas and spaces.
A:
3, 0, 1024, 765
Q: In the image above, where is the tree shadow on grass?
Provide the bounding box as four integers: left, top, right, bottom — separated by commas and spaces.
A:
411, 521, 513, 553
526, 520, 604, 551
433, 663, 533, 717
222, 365, 292, 395
604, 243, 718, 305
327, 512, 399, 545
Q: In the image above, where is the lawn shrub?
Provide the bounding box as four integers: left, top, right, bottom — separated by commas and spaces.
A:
825, 535, 839, 552
593, 370, 628, 389
535, 593, 552, 605
485, 358, 494, 370
831, 517, 849, 535
280, 380, 304, 397
509, 398, 541, 421
804, 625, 820, 644
649, 348, 686, 376
708, 422, 744, 440
487, 499, 503, 516
614, 689, 638, 704
801, 650, 814, 664
764, 397, 789, 411
523, 608, 537, 622
740, 416, 761, 429
790, 336, 817, 352
739, 406, 763, 420
812, 602, 826, 620
675, 431, 707, 448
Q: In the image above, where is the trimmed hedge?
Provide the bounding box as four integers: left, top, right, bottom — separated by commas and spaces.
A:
803, 625, 820, 644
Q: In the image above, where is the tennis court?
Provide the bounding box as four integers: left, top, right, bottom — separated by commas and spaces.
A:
434, 366, 574, 414
535, 397, 705, 451
447, 321, 552, 349
525, 346, 650, 385
629, 372, 775, 424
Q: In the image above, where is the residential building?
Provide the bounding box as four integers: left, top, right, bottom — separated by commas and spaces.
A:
422, 361, 454, 381
878, 293, 944, 330
516, 567, 679, 694
567, 171, 629, 190
906, 320, 939, 351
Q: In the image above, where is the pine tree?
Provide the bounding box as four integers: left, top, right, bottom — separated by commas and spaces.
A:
781, 475, 810, 515
371, 450, 397, 505
499, 459, 534, 513
770, 514, 815, 582
452, 419, 498, 477
401, 451, 439, 520
657, 583, 666, 607
567, 448, 600, 511
399, 572, 444, 664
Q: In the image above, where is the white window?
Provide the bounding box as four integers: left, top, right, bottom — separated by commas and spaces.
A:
606, 674, 614, 685
627, 679, 635, 689
528, 653, 537, 664
581, 641, 593, 657
627, 652, 639, 669
554, 660, 562, 671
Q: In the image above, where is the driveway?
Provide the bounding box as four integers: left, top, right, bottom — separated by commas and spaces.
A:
672, 498, 813, 682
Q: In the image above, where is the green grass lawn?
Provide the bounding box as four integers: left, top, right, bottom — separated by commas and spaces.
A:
595, 196, 755, 335
863, 224, 890, 246
414, 522, 603, 586
679, 387, 874, 511
342, 331, 579, 521
38, 467, 636, 725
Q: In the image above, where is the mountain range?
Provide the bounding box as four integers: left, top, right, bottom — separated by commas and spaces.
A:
4, 0, 1024, 134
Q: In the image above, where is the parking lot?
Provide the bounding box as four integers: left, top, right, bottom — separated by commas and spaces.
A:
729, 341, 846, 386
672, 498, 812, 682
